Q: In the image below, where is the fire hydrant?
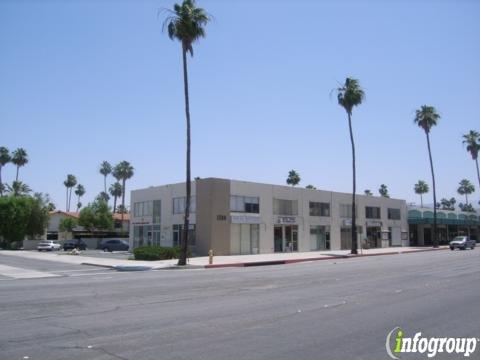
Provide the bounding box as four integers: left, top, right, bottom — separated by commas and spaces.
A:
208, 249, 214, 265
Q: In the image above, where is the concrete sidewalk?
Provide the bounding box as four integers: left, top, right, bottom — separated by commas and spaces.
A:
0, 246, 448, 270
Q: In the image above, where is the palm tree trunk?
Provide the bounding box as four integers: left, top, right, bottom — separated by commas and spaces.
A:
465, 194, 468, 205
420, 194, 423, 208
68, 188, 73, 212
179, 45, 191, 266
475, 158, 480, 190
121, 179, 126, 223
113, 195, 117, 214
104, 176, 107, 198
66, 187, 68, 211
426, 132, 438, 248
16, 166, 19, 182
348, 112, 358, 255
0, 167, 3, 196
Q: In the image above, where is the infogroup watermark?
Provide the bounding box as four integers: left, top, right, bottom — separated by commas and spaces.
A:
385, 327, 479, 359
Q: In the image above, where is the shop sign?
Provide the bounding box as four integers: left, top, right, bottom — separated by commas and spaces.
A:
277, 216, 297, 224
231, 215, 261, 224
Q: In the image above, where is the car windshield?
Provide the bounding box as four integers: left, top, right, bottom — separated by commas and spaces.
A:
453, 237, 466, 241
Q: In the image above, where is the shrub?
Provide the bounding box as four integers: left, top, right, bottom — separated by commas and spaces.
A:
172, 246, 192, 258
134, 246, 178, 261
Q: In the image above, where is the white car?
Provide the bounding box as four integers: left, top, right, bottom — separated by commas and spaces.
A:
449, 236, 476, 250
37, 240, 61, 251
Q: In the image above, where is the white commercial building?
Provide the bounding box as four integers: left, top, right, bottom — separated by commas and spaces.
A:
130, 178, 409, 256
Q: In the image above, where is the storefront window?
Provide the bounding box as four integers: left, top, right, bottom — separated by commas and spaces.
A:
172, 224, 196, 246
230, 224, 260, 254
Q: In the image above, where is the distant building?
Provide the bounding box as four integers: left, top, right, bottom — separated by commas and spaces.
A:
47, 211, 130, 240
407, 206, 479, 244
130, 178, 409, 255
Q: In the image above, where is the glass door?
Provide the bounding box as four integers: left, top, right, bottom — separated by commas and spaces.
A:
292, 226, 298, 251
274, 226, 283, 252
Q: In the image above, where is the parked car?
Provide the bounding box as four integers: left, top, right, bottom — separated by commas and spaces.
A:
63, 239, 87, 251
37, 240, 61, 251
449, 236, 476, 250
100, 239, 129, 252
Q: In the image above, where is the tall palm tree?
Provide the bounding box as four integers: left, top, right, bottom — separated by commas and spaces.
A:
462, 130, 480, 189
164, 0, 210, 266
99, 161, 112, 195
75, 184, 86, 211
457, 179, 475, 205
414, 180, 429, 207
63, 174, 77, 211
109, 182, 122, 213
113, 161, 134, 222
11, 148, 28, 182
0, 146, 11, 196
337, 77, 365, 255
414, 105, 440, 248
286, 170, 301, 186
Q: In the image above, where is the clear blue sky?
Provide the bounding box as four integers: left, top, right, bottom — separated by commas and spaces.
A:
1, 0, 479, 210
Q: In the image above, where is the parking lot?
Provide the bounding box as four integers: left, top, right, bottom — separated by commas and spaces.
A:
37, 248, 131, 260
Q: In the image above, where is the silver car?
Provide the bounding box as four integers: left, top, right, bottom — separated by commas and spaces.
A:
449, 236, 476, 250
37, 240, 61, 251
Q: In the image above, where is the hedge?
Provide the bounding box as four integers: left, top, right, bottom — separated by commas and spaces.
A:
133, 246, 186, 261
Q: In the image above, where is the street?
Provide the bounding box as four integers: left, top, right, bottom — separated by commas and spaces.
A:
0, 249, 479, 360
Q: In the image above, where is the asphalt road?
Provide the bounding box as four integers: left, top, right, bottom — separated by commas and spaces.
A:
0, 249, 479, 360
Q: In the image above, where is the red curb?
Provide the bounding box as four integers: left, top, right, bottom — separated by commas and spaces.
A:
203, 248, 449, 269
284, 256, 339, 264
205, 263, 245, 269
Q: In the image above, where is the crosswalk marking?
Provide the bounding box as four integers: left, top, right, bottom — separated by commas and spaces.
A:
0, 264, 60, 279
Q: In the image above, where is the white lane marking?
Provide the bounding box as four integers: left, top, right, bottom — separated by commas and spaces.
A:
0, 264, 60, 279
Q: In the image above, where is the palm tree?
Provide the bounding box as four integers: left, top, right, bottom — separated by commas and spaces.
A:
414, 105, 440, 248
75, 184, 86, 211
63, 174, 77, 211
0, 147, 11, 196
99, 161, 112, 195
113, 161, 134, 222
364, 190, 372, 196
11, 148, 28, 182
6, 181, 31, 196
286, 170, 301, 187
440, 197, 456, 211
96, 192, 110, 203
462, 130, 480, 189
457, 179, 475, 205
414, 180, 429, 207
378, 184, 389, 197
337, 77, 365, 255
164, 0, 210, 266
109, 182, 122, 213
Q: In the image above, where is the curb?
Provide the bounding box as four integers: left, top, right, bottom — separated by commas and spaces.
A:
80, 262, 116, 269
204, 247, 448, 269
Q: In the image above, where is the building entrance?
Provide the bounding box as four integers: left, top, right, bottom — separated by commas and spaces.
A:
274, 225, 298, 252
366, 226, 381, 248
